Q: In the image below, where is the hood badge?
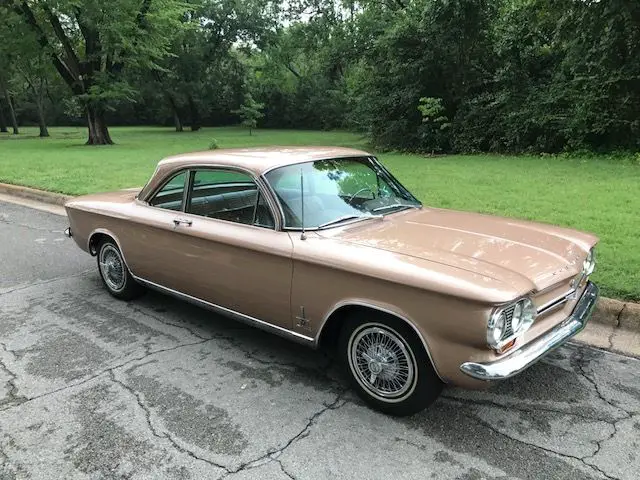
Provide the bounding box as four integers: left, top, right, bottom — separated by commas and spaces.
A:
550, 264, 571, 277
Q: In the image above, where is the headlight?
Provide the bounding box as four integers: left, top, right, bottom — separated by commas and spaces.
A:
487, 309, 506, 346
584, 248, 596, 276
487, 298, 536, 349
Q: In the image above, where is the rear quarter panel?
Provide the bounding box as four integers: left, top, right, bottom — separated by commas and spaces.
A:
65, 189, 141, 255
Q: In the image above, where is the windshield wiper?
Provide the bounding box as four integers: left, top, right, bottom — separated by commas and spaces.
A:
372, 203, 422, 213
318, 214, 382, 229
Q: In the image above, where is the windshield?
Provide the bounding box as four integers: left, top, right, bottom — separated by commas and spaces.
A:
265, 156, 421, 229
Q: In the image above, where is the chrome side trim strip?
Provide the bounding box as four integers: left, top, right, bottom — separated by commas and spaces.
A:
132, 276, 315, 346
317, 300, 445, 382
460, 282, 599, 381
537, 288, 576, 315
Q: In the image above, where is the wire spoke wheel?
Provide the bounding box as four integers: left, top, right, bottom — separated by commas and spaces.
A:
99, 244, 126, 293
348, 324, 417, 401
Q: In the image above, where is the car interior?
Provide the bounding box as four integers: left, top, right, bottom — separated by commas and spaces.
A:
149, 172, 275, 228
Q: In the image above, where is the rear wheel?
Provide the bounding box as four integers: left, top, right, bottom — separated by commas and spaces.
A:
97, 239, 143, 301
338, 311, 443, 416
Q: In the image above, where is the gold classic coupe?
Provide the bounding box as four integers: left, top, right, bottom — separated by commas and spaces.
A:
64, 147, 599, 416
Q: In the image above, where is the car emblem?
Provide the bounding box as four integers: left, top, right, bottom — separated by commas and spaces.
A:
295, 306, 310, 330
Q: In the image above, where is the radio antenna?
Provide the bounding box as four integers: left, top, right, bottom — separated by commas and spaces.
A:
300, 167, 306, 240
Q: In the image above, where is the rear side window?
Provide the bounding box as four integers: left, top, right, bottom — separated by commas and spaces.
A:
150, 172, 187, 211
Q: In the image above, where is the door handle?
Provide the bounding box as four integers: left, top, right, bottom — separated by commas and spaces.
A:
173, 218, 193, 227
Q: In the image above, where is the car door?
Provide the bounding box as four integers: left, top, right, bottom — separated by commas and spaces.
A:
130, 167, 294, 330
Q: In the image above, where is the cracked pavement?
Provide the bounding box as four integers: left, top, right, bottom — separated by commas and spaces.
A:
1, 200, 639, 480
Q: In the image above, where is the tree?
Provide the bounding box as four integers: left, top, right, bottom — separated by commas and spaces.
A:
16, 60, 54, 137
6, 0, 189, 144
0, 7, 57, 137
0, 101, 7, 133
234, 92, 264, 135
0, 84, 19, 135
149, 0, 279, 133
0, 9, 20, 135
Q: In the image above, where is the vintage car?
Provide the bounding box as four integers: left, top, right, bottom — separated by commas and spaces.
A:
64, 147, 599, 416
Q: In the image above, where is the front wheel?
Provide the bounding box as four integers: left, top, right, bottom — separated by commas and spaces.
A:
338, 312, 443, 416
97, 239, 144, 301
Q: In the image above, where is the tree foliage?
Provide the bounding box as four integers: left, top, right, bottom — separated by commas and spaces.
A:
4, 0, 639, 153
234, 92, 264, 135
4, 0, 190, 143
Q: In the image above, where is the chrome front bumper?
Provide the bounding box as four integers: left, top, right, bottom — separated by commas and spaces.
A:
460, 281, 599, 381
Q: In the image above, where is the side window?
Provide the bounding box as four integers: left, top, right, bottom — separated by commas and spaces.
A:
150, 171, 187, 211
187, 169, 274, 228
253, 192, 275, 228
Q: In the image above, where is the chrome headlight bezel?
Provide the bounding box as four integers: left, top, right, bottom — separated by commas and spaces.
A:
487, 297, 537, 349
584, 247, 596, 276
573, 247, 596, 289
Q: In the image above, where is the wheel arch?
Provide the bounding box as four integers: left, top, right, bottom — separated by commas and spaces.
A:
88, 229, 127, 261
315, 301, 444, 382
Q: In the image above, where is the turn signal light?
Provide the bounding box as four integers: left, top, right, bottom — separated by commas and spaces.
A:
496, 338, 517, 355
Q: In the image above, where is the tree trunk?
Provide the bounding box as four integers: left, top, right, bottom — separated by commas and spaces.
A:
167, 94, 183, 132
3, 89, 19, 135
173, 110, 183, 132
86, 105, 113, 145
187, 94, 201, 132
36, 97, 49, 138
0, 101, 7, 133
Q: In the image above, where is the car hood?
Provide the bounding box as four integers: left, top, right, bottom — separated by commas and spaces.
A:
317, 207, 598, 292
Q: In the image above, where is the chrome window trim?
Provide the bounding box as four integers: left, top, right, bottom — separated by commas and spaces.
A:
132, 275, 315, 346
145, 168, 191, 205
261, 155, 422, 232
260, 154, 365, 177
260, 172, 287, 229
366, 156, 421, 205
144, 163, 282, 231
316, 300, 445, 382
147, 170, 190, 211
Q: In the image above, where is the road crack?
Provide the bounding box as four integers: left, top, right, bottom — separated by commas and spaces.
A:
0, 338, 213, 414
470, 414, 622, 480
571, 347, 632, 475
273, 457, 297, 479
127, 304, 212, 341
614, 304, 626, 328
444, 394, 624, 478
441, 394, 612, 422
0, 217, 64, 234
106, 367, 346, 480
220, 389, 348, 479
108, 370, 229, 472
0, 269, 94, 297
0, 343, 27, 408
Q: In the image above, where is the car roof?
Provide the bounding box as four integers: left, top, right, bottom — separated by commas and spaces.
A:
158, 146, 372, 176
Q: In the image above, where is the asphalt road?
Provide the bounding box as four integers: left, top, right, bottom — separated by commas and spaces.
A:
1, 200, 638, 480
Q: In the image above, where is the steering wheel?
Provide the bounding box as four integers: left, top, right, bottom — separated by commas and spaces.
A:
348, 187, 376, 203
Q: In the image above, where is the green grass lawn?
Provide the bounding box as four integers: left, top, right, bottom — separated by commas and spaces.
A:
1, 126, 639, 301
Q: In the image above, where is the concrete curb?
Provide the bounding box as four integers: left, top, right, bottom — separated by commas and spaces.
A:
594, 297, 640, 335
591, 297, 637, 328
1, 182, 639, 335
0, 182, 72, 206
